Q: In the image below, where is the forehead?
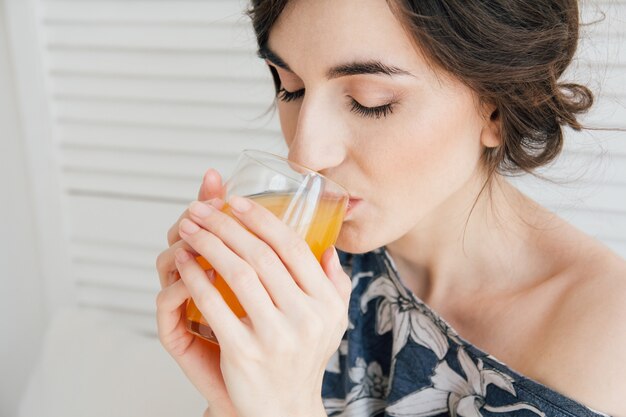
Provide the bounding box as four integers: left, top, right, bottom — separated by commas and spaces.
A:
267, 0, 426, 79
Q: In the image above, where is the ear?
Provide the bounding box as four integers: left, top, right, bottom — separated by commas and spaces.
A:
480, 104, 501, 148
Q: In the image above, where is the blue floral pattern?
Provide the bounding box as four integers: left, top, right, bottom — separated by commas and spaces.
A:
321, 248, 612, 417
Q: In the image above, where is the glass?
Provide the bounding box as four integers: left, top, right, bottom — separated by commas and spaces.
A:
185, 149, 350, 344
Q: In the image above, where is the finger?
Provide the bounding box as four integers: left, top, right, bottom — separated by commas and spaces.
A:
177, 340, 233, 412
167, 198, 225, 246
167, 168, 225, 246
156, 278, 234, 408
174, 247, 249, 347
156, 278, 192, 343
178, 218, 279, 326
321, 246, 352, 310
198, 168, 225, 201
156, 240, 200, 289
188, 200, 303, 313
227, 195, 335, 299
168, 211, 190, 247
178, 215, 279, 321
167, 169, 224, 247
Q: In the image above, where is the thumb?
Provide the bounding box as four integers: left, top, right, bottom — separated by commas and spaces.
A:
197, 168, 225, 201
322, 245, 352, 307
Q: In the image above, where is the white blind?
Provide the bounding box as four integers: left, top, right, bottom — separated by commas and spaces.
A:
39, 0, 283, 335
34, 0, 626, 336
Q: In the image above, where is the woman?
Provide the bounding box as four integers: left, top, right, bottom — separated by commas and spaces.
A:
155, 0, 626, 416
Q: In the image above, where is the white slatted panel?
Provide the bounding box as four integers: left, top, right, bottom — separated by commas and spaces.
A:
35, 0, 626, 336
38, 0, 284, 336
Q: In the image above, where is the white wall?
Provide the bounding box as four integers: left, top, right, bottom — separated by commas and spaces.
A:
0, 1, 46, 415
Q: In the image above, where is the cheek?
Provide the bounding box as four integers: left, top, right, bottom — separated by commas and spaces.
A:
361, 96, 484, 222
410, 92, 483, 179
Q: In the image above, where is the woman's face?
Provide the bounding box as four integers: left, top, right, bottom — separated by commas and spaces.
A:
266, 0, 498, 254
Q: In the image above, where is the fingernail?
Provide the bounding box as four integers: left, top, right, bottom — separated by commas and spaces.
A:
180, 218, 200, 235
175, 248, 191, 264
228, 195, 251, 213
206, 198, 223, 208
190, 201, 213, 217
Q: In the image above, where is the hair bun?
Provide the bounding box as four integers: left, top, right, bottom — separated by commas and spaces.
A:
555, 82, 594, 130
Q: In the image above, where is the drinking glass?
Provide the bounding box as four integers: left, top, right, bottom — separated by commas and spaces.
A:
185, 149, 349, 344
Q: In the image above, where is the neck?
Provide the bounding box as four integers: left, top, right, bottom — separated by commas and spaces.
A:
385, 172, 553, 308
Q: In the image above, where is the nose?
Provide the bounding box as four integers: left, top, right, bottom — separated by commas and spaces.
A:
287, 92, 347, 173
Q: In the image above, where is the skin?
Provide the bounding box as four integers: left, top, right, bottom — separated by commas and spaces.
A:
156, 0, 626, 415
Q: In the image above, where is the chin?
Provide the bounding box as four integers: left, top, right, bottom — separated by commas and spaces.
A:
335, 221, 382, 255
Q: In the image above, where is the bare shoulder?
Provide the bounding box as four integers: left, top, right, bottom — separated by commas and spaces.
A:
535, 236, 626, 416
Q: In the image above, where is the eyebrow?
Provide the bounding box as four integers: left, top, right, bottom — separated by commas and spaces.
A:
258, 44, 415, 79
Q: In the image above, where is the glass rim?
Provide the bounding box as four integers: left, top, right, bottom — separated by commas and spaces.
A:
241, 149, 350, 198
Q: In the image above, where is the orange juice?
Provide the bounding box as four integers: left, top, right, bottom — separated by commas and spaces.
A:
185, 191, 346, 343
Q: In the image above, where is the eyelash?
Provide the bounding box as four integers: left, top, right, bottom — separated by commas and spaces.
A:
277, 87, 396, 119
277, 87, 305, 103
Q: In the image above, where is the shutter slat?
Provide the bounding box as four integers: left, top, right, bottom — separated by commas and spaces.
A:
60, 148, 241, 179
76, 283, 157, 317
75, 262, 160, 292
47, 49, 267, 80
520, 182, 626, 214
71, 240, 161, 269
68, 195, 185, 247
554, 150, 626, 185
76, 305, 159, 338
575, 3, 626, 80
606, 239, 626, 260
566, 62, 626, 98
558, 208, 626, 241
51, 74, 275, 106
580, 28, 626, 66
54, 97, 279, 131
41, 1, 248, 25
45, 22, 254, 52
566, 128, 626, 157
56, 122, 281, 153
580, 96, 626, 129
63, 171, 215, 202
581, 3, 626, 36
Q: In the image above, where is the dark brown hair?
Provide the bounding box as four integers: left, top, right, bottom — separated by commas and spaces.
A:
246, 0, 594, 181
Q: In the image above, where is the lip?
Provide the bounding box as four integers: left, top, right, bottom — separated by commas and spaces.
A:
345, 198, 362, 219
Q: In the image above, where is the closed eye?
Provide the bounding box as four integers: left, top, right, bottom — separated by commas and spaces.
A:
276, 87, 396, 119
349, 100, 395, 119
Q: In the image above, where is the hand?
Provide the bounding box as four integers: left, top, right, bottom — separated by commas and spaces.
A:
174, 195, 351, 417
155, 169, 238, 416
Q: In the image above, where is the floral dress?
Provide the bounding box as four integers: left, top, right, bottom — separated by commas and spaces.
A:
321, 247, 611, 417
